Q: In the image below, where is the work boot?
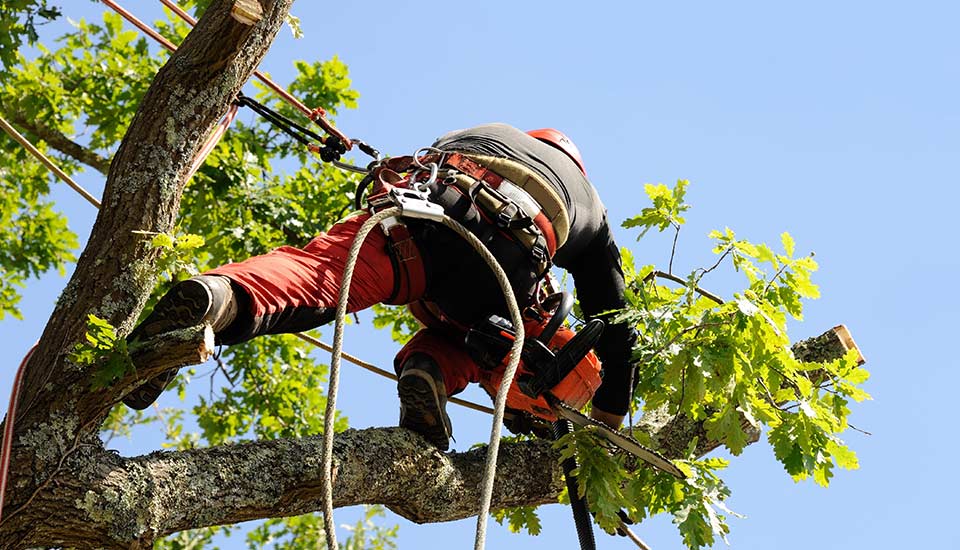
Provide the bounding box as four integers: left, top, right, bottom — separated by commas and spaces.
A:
123, 275, 238, 410
398, 353, 453, 451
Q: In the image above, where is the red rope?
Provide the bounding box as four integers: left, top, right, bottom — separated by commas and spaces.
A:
188, 103, 239, 180
101, 0, 177, 53
0, 344, 38, 522
155, 0, 352, 149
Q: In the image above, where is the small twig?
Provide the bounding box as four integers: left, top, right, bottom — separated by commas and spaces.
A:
644, 270, 724, 305
672, 363, 687, 425
762, 263, 790, 296
755, 376, 789, 412
700, 246, 733, 277
214, 353, 237, 387
627, 367, 636, 432
816, 384, 842, 397
152, 402, 167, 424
647, 322, 727, 359
247, 370, 288, 429
767, 364, 802, 393
848, 423, 873, 436
668, 222, 680, 275
621, 521, 653, 550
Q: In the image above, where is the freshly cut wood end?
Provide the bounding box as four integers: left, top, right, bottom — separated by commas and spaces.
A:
832, 324, 866, 365
231, 0, 263, 25
199, 324, 216, 362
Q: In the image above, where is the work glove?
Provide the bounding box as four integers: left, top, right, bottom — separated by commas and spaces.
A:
503, 409, 553, 439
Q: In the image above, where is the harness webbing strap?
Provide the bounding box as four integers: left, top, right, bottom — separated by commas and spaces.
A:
384, 222, 426, 304
441, 154, 558, 256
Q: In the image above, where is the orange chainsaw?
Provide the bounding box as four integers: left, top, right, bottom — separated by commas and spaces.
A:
465, 291, 684, 479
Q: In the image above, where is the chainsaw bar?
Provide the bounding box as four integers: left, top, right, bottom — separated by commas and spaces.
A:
550, 398, 686, 479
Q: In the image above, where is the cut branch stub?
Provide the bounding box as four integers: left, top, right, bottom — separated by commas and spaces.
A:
232, 0, 264, 24
121, 324, 215, 396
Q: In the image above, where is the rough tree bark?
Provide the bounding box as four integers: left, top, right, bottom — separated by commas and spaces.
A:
0, 1, 296, 547
0, 0, 864, 546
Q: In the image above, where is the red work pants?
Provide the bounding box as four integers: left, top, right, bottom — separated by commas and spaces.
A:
207, 213, 480, 396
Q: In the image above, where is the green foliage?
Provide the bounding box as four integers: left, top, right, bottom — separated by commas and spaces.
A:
0, 135, 78, 319
0, 0, 61, 71
145, 231, 207, 281
622, 179, 689, 238
245, 506, 398, 550
493, 505, 542, 536
371, 304, 420, 345
499, 180, 867, 548
69, 314, 135, 389
153, 526, 223, 550
193, 335, 348, 446
555, 428, 738, 549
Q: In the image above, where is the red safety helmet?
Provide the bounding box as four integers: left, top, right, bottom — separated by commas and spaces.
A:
527, 128, 587, 176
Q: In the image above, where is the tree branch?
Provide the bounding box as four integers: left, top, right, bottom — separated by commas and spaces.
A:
1, 428, 562, 548
633, 325, 864, 458
3, 110, 112, 175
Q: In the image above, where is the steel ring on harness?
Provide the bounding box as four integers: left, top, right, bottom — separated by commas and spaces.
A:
410, 162, 439, 192
413, 146, 446, 169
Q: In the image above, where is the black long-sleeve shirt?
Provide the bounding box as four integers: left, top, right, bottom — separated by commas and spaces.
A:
429, 124, 635, 415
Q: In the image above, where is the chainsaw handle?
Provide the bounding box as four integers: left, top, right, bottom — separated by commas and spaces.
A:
539, 291, 574, 345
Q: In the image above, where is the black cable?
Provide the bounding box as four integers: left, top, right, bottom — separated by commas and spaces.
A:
235, 93, 327, 145
553, 419, 597, 550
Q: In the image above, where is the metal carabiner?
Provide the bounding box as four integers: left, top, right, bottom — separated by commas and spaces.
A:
330, 139, 384, 174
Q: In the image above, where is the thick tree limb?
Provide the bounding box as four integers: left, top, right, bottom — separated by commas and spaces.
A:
1, 427, 561, 549
16, 0, 293, 437
124, 324, 215, 380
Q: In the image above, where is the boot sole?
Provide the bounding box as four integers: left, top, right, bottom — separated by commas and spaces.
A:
398, 370, 451, 451
123, 280, 212, 410
122, 368, 180, 410
128, 279, 213, 341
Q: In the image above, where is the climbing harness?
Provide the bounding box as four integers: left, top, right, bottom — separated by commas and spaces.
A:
357, 150, 567, 278
341, 149, 684, 548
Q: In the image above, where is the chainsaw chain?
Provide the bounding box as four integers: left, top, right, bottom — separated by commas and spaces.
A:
553, 400, 685, 479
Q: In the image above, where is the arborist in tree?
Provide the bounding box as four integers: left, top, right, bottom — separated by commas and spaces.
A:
124, 123, 635, 451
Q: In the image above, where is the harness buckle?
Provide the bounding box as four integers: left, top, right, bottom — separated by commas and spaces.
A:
389, 188, 446, 222
496, 202, 520, 228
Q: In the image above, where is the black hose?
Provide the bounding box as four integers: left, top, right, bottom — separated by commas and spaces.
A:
553, 419, 596, 550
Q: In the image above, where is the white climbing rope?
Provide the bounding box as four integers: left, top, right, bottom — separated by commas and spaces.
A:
320, 206, 525, 550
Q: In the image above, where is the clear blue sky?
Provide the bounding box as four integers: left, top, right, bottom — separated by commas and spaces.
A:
4, 1, 958, 548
